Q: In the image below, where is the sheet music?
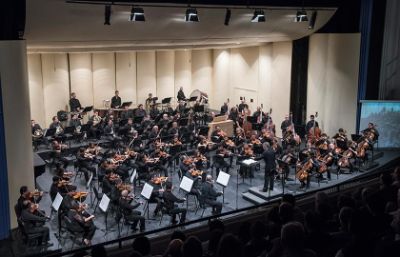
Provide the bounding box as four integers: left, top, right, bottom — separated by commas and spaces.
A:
52, 193, 63, 212
242, 159, 258, 165
141, 183, 154, 200
99, 194, 110, 213
216, 171, 230, 187
180, 176, 194, 193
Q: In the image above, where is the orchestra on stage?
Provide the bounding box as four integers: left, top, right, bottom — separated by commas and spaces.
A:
23, 87, 380, 241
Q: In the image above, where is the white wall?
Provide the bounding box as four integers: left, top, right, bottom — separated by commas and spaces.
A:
27, 43, 294, 128
308, 33, 361, 136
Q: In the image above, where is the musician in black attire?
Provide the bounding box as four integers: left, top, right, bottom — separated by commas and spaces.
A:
168, 121, 179, 137
77, 148, 96, 181
305, 115, 319, 135
69, 92, 82, 112
177, 86, 186, 101
16, 186, 43, 219
176, 101, 186, 114
67, 204, 96, 246
280, 114, 291, 135
111, 90, 122, 108
163, 182, 187, 224
135, 104, 147, 117
201, 175, 223, 215
220, 102, 229, 115
215, 145, 231, 176
260, 142, 276, 192
362, 122, 380, 143
149, 104, 160, 119
238, 100, 248, 113
20, 201, 51, 246
31, 119, 43, 135
118, 190, 145, 232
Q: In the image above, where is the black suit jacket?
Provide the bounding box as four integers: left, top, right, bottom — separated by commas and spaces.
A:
262, 148, 276, 171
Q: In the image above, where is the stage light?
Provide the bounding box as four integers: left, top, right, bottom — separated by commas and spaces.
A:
295, 9, 308, 22
224, 9, 231, 26
104, 5, 111, 25
185, 8, 199, 22
308, 11, 317, 29
251, 9, 265, 23
129, 7, 145, 22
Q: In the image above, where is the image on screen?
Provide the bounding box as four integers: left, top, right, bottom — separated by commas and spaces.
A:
360, 101, 400, 149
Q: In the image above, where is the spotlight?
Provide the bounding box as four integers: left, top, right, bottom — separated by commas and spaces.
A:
295, 9, 308, 22
185, 8, 199, 22
251, 9, 265, 23
224, 9, 231, 26
104, 5, 111, 25
129, 7, 145, 22
308, 11, 317, 29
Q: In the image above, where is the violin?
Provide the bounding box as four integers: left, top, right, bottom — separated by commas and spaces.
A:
189, 169, 204, 177
113, 154, 128, 163
125, 149, 138, 157
57, 179, 71, 187
151, 176, 168, 185
158, 150, 170, 158
71, 191, 89, 200
25, 190, 43, 199
251, 138, 262, 145
223, 137, 236, 148
243, 146, 254, 157
183, 157, 195, 165
117, 183, 133, 192
144, 156, 159, 164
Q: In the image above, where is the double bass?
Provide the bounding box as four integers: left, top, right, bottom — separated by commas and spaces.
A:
307, 112, 321, 144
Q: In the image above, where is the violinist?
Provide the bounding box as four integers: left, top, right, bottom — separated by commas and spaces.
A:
77, 147, 96, 181
211, 126, 225, 143
118, 189, 145, 232
16, 186, 43, 218
215, 145, 231, 176
180, 156, 194, 176
148, 125, 160, 140
149, 148, 169, 177
201, 175, 223, 215
234, 127, 246, 147
193, 150, 209, 170
102, 169, 121, 199
238, 144, 255, 178
111, 152, 131, 180
249, 134, 262, 147
20, 200, 52, 246
50, 176, 62, 201
52, 140, 68, 168
67, 204, 96, 246
197, 136, 217, 153
55, 165, 77, 192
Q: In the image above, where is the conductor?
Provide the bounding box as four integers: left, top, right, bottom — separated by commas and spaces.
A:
260, 142, 276, 192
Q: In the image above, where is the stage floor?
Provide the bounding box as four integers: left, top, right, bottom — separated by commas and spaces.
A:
8, 149, 400, 257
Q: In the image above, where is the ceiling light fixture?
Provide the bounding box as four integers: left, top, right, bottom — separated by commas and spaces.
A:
104, 5, 111, 25
251, 9, 265, 23
129, 7, 145, 22
295, 9, 308, 22
224, 8, 231, 26
308, 11, 317, 29
185, 8, 199, 22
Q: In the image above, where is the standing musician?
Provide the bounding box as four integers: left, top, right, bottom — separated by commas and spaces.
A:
220, 101, 229, 115
253, 106, 264, 123
177, 86, 186, 102
305, 115, 319, 137
69, 92, 82, 113
238, 99, 248, 113
229, 106, 240, 126
50, 116, 64, 136
20, 200, 52, 246
67, 204, 96, 246
280, 114, 291, 135
111, 90, 122, 109
200, 175, 223, 215
163, 182, 187, 224
118, 189, 145, 232
145, 93, 156, 112
260, 142, 276, 192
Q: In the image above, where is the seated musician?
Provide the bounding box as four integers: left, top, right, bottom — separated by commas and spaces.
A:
120, 104, 133, 121
362, 122, 379, 143
149, 148, 169, 177
77, 148, 96, 181
31, 119, 47, 145
89, 110, 102, 139
333, 128, 348, 150
168, 121, 179, 137
50, 176, 62, 201
118, 189, 145, 232
149, 104, 160, 120
200, 175, 223, 215
148, 125, 160, 139
49, 116, 63, 133
164, 103, 174, 115
158, 114, 171, 129
135, 104, 147, 117
176, 101, 186, 114
55, 165, 77, 193
278, 145, 296, 180
140, 114, 153, 131
111, 90, 122, 109
193, 150, 209, 170
211, 126, 224, 143
20, 200, 52, 246
102, 169, 119, 198
163, 182, 187, 224
298, 152, 320, 189
180, 156, 194, 175
86, 142, 101, 159
105, 109, 115, 122
16, 186, 43, 218
238, 144, 255, 178
215, 145, 231, 176
67, 204, 96, 246
110, 152, 131, 180
177, 86, 186, 102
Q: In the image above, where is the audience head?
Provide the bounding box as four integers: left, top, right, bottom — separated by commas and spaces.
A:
281, 222, 306, 250
129, 251, 143, 257
304, 211, 322, 233
132, 236, 151, 256
250, 221, 266, 239
237, 221, 251, 244
182, 236, 202, 257
164, 239, 183, 257
337, 194, 356, 210
282, 194, 296, 207
170, 230, 186, 242
279, 202, 294, 224
91, 245, 107, 257
209, 219, 225, 233
380, 172, 393, 187
216, 234, 243, 257
339, 207, 354, 232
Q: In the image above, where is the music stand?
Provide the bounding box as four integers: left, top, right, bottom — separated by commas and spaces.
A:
194, 105, 205, 113
247, 116, 257, 124
64, 126, 75, 135
133, 116, 144, 124
198, 126, 209, 137
276, 159, 287, 194
189, 96, 198, 102
162, 97, 172, 104
216, 171, 230, 204
82, 106, 93, 113
121, 102, 132, 109
141, 183, 154, 218
180, 176, 194, 193
51, 193, 64, 238
98, 194, 114, 233
45, 128, 56, 138
252, 123, 263, 131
